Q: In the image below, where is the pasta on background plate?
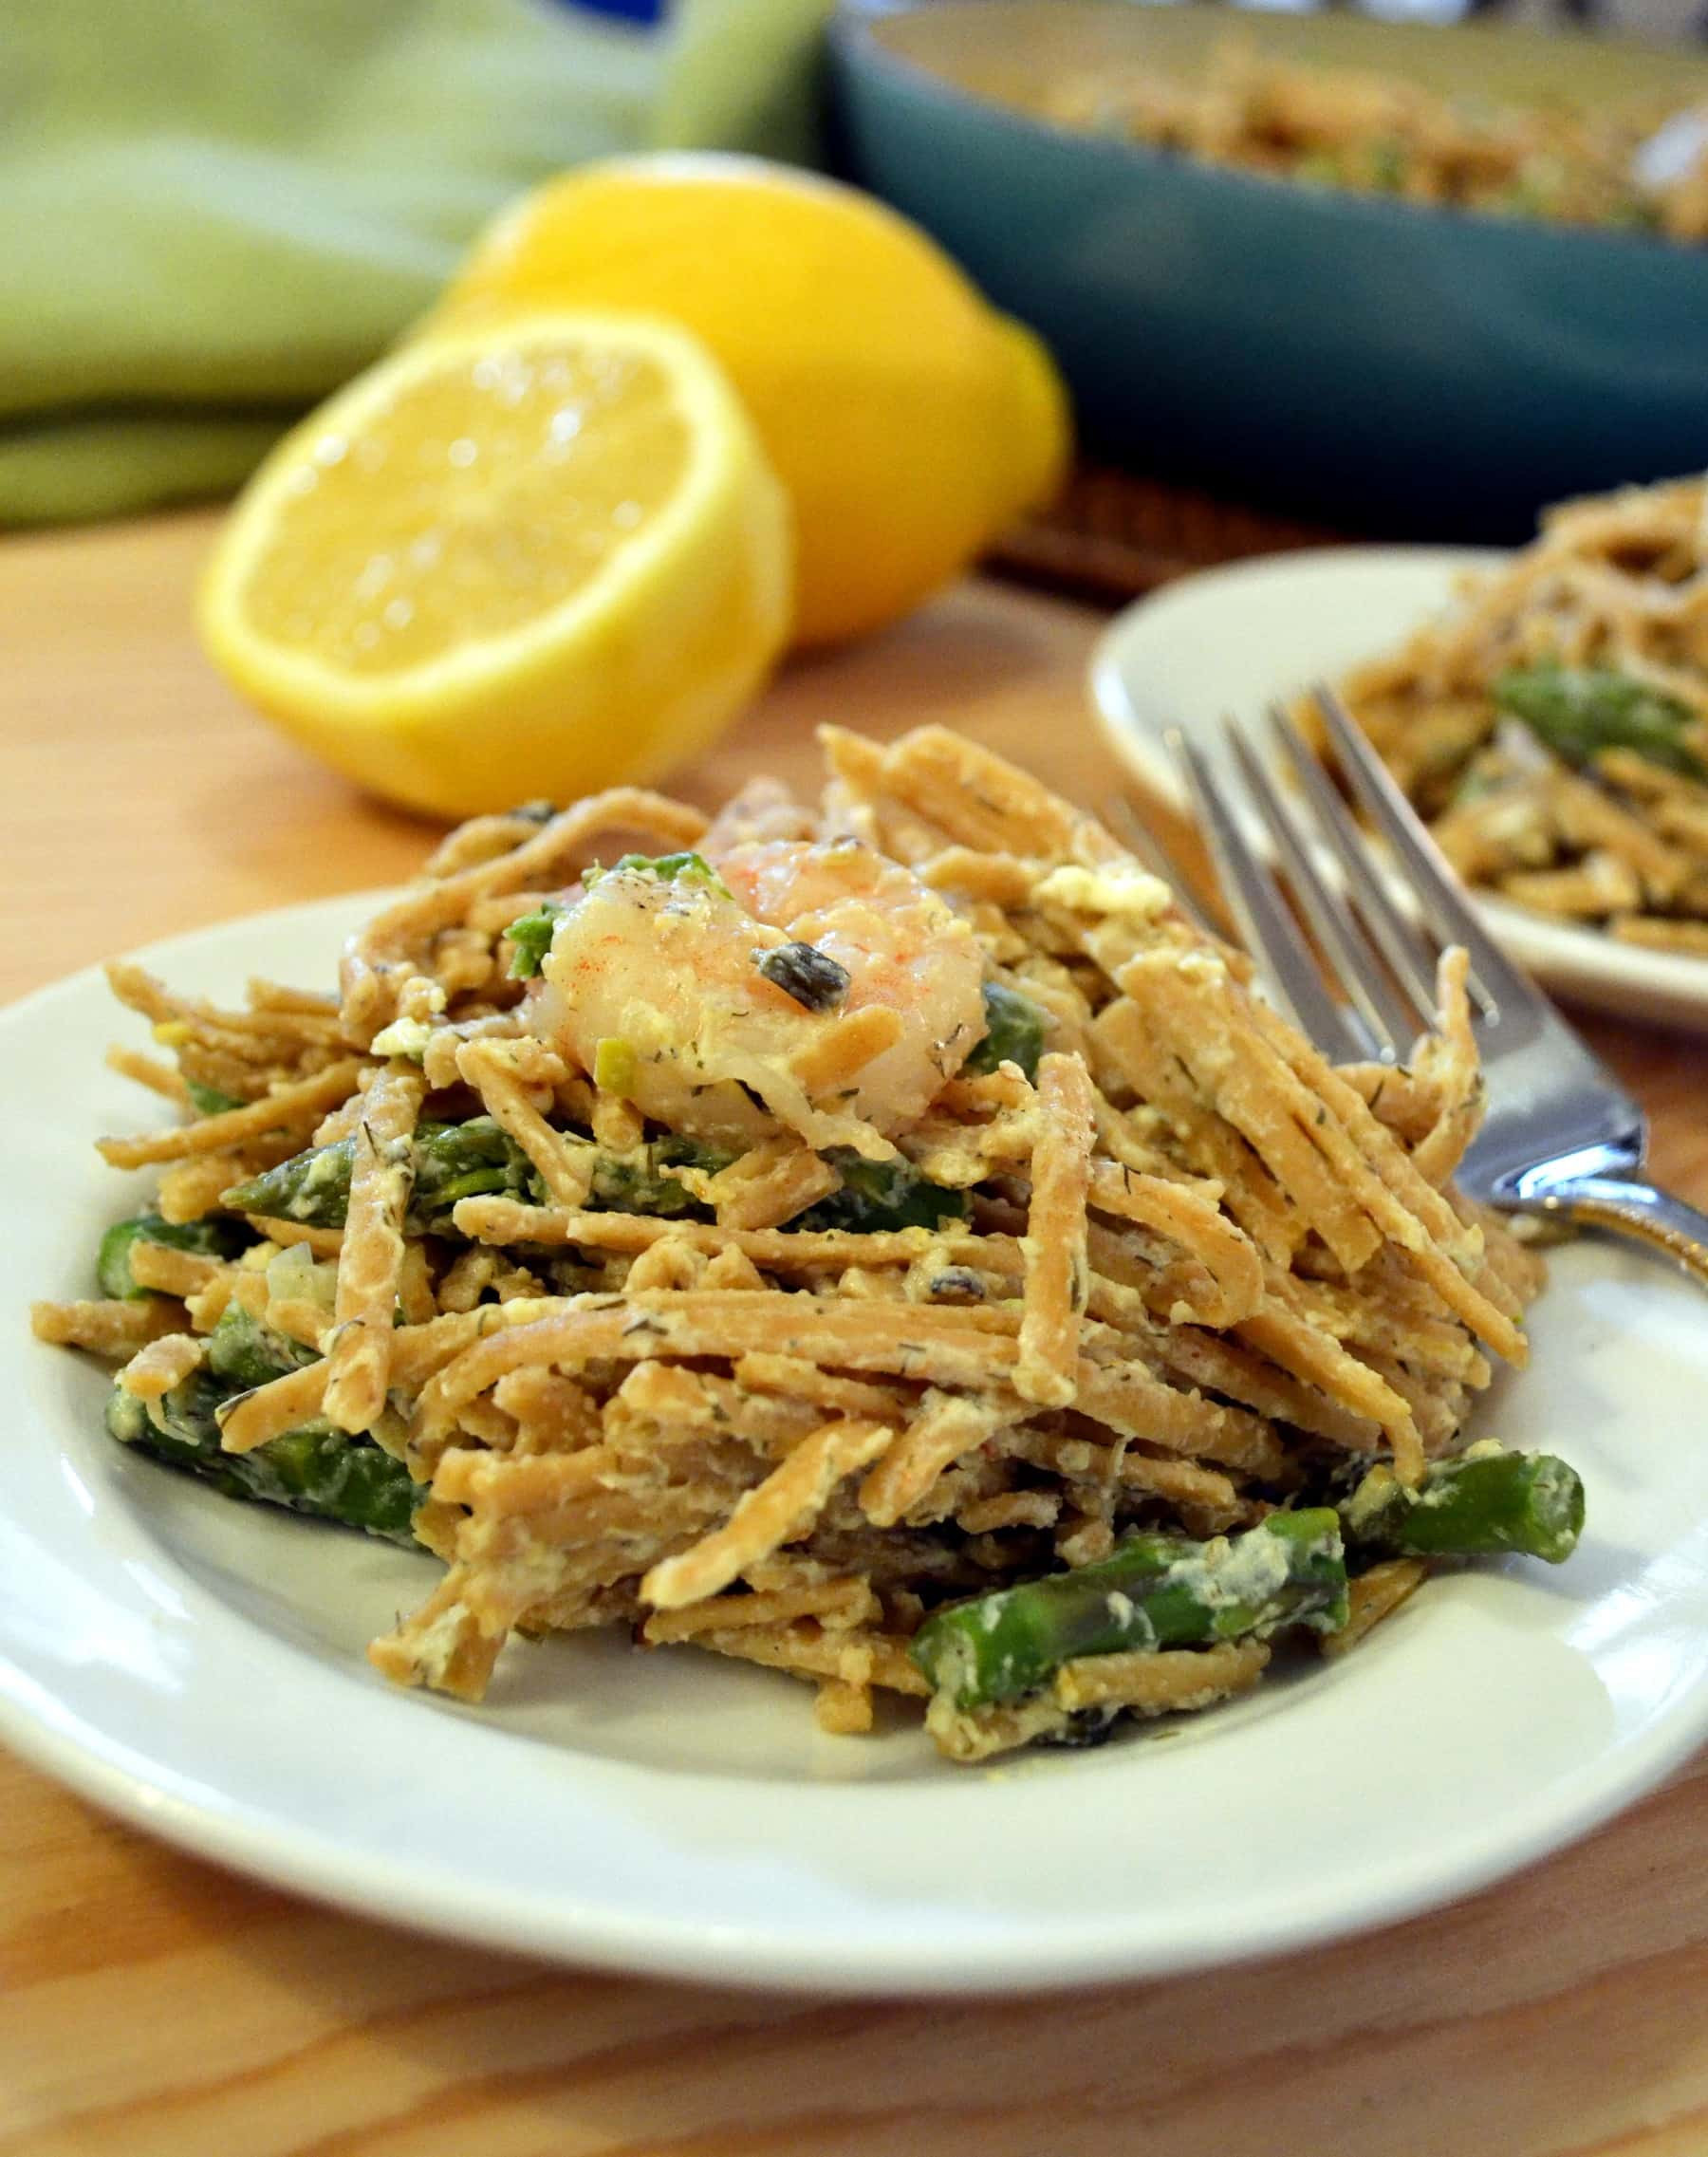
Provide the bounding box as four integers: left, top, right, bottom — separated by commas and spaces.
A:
35, 726, 1579, 1763
1333, 474, 1708, 954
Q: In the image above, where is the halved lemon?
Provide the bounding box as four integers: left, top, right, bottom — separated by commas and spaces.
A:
198, 312, 792, 819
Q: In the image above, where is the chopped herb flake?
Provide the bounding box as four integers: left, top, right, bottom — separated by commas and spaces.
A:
505, 900, 567, 978
603, 851, 731, 898
756, 940, 851, 1012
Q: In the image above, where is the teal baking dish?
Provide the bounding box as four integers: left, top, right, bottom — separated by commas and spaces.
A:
828, 1, 1708, 536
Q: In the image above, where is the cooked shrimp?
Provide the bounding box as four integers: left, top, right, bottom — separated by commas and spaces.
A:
531, 838, 986, 1156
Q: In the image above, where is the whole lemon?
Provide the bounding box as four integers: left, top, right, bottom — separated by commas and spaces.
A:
430, 155, 1070, 647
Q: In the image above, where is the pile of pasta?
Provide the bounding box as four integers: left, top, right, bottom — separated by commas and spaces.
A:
1336, 475, 1708, 952
1035, 43, 1708, 240
37, 728, 1543, 1759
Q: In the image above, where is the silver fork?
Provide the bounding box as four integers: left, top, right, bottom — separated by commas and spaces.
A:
1165, 685, 1708, 1287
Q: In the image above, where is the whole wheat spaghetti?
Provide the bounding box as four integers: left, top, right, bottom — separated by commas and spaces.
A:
34, 728, 1575, 1761
1333, 475, 1708, 953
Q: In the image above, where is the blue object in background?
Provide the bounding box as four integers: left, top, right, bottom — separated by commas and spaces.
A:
554, 0, 665, 23
830, 1, 1708, 540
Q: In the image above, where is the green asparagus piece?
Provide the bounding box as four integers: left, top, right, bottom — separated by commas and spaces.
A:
224, 1118, 750, 1232
105, 1365, 422, 1544
588, 1136, 733, 1219
408, 1119, 543, 1225
963, 981, 1047, 1083
1341, 1446, 1584, 1564
1494, 664, 1706, 781
222, 1118, 543, 1231
204, 1303, 319, 1389
106, 1376, 239, 1487
505, 900, 567, 978
223, 1135, 361, 1227
791, 1148, 969, 1235
96, 1212, 247, 1301
184, 1079, 245, 1116
910, 1511, 1349, 1711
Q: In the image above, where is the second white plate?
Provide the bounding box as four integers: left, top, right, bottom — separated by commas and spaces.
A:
1090, 546, 1708, 1035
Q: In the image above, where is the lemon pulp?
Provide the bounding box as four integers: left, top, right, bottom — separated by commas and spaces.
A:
199, 313, 792, 819
245, 346, 692, 674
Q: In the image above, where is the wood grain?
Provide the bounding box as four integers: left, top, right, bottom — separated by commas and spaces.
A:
3, 511, 1706, 2157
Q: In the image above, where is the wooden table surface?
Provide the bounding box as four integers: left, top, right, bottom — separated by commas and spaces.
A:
4, 511, 1706, 2157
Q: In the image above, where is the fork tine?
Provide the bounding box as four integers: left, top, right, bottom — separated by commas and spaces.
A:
1227, 722, 1422, 1059
1167, 728, 1372, 1062
1103, 792, 1222, 940
1312, 685, 1540, 1018
1266, 699, 1445, 1023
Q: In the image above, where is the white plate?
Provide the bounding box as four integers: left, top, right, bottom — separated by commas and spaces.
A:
5, 896, 1708, 1995
1090, 547, 1708, 1035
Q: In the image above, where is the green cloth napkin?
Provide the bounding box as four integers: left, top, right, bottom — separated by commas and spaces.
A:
0, 0, 832, 524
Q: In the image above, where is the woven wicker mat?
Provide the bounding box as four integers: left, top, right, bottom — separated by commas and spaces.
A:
988, 460, 1348, 602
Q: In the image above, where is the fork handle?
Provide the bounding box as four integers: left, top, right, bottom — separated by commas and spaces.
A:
1516, 1174, 1708, 1290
